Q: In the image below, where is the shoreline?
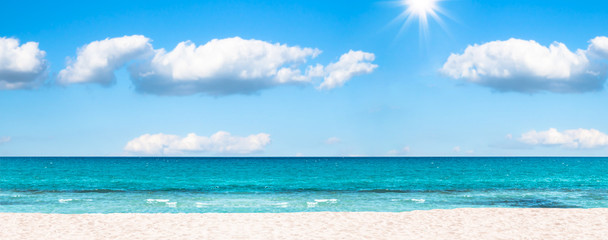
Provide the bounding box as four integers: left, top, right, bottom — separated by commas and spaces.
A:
2, 208, 608, 239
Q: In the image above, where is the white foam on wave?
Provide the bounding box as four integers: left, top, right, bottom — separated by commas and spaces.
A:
166, 202, 177, 208
272, 202, 289, 208
58, 199, 73, 203
195, 202, 210, 208
146, 199, 170, 203
411, 199, 426, 203
314, 199, 338, 203
307, 202, 318, 208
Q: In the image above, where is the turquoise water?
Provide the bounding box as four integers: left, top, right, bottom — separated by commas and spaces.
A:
0, 157, 607, 213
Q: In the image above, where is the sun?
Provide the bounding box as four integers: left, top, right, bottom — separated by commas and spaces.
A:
407, 0, 438, 16
394, 0, 446, 38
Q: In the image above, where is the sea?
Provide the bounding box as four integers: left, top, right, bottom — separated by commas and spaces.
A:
0, 157, 607, 213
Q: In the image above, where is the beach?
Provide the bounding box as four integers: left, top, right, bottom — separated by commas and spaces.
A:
1, 208, 607, 240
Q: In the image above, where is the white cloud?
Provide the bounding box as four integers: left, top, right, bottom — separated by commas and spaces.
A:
441, 37, 608, 93
129, 37, 322, 95
0, 37, 47, 90
124, 131, 271, 155
388, 146, 410, 155
0, 137, 10, 144
452, 146, 474, 154
58, 35, 153, 85
59, 36, 376, 95
519, 128, 608, 149
325, 137, 341, 144
318, 50, 378, 90
589, 36, 608, 59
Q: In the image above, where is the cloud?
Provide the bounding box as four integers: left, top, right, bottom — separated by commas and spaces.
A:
124, 131, 271, 155
0, 37, 47, 90
388, 146, 410, 155
59, 36, 376, 95
452, 146, 474, 154
519, 128, 608, 149
318, 50, 378, 90
589, 36, 608, 59
58, 35, 153, 85
441, 37, 608, 93
0, 137, 10, 144
129, 37, 322, 95
325, 137, 341, 144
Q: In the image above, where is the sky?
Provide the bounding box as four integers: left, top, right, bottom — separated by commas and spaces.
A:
1, 0, 608, 156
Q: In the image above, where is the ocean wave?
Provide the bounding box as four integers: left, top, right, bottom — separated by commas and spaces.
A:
195, 202, 211, 208
146, 199, 170, 203
272, 202, 289, 208
471, 198, 580, 208
411, 199, 426, 203
6, 189, 126, 194
2, 187, 606, 195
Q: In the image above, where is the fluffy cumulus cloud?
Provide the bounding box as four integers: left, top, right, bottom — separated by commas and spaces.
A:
58, 35, 153, 85
124, 131, 271, 155
129, 37, 322, 95
0, 37, 47, 90
317, 50, 377, 90
129, 37, 376, 95
57, 35, 376, 95
519, 128, 608, 149
441, 37, 608, 93
588, 36, 608, 59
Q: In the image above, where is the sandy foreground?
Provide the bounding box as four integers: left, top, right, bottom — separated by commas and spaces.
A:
1, 209, 608, 240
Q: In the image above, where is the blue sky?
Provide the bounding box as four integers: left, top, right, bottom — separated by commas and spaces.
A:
1, 0, 608, 156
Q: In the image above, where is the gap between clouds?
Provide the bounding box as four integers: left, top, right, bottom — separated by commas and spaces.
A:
58, 35, 377, 96
442, 36, 608, 93
124, 131, 271, 155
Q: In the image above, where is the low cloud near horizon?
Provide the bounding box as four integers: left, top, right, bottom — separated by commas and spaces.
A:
442, 36, 608, 93
519, 128, 608, 149
124, 131, 271, 155
0, 136, 10, 144
387, 146, 410, 156
58, 35, 377, 96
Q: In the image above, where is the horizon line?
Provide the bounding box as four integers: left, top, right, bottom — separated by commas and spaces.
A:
1, 156, 607, 158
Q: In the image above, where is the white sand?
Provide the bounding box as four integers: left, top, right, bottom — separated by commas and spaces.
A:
1, 209, 607, 240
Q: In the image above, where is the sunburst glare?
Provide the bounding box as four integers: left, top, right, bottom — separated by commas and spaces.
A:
393, 0, 448, 39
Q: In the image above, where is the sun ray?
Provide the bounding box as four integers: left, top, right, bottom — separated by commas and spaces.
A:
393, 0, 447, 40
